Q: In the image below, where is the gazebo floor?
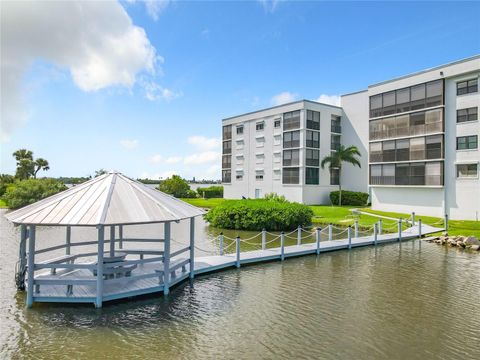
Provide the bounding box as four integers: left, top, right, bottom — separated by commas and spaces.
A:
30, 224, 442, 306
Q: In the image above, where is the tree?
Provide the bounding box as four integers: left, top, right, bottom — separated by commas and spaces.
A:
158, 175, 196, 198
33, 158, 50, 178
13, 149, 34, 180
95, 169, 108, 177
320, 145, 361, 206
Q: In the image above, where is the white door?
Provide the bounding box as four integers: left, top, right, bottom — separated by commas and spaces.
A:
255, 189, 261, 199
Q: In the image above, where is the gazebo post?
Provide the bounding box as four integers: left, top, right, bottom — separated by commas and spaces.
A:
26, 225, 36, 308
66, 226, 71, 255
163, 222, 171, 295
118, 225, 123, 249
17, 225, 27, 290
96, 225, 105, 308
189, 217, 195, 279
109, 225, 115, 256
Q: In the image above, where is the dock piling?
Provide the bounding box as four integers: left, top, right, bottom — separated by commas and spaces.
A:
66, 226, 71, 255
26, 225, 36, 308
235, 236, 240, 268
163, 222, 171, 295
189, 217, 195, 280
378, 219, 383, 235
444, 214, 449, 231
297, 225, 302, 246
418, 219, 422, 238
398, 219, 402, 242
261, 229, 266, 250
348, 226, 352, 250
411, 212, 416, 226
328, 224, 333, 242
95, 225, 104, 308
219, 233, 224, 256
354, 219, 359, 238
280, 232, 285, 261
374, 223, 378, 246
316, 227, 321, 255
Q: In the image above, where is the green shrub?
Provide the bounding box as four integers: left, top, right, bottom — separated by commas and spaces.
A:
329, 190, 369, 206
264, 192, 287, 202
197, 185, 223, 198
4, 178, 67, 209
204, 199, 313, 231
158, 175, 195, 198
0, 174, 15, 197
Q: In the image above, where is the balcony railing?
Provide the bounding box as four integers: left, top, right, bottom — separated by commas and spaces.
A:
331, 125, 341, 134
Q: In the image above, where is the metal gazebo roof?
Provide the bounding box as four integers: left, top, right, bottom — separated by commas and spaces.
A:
5, 171, 205, 226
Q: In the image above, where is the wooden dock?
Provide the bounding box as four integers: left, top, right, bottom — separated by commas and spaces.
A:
31, 223, 442, 306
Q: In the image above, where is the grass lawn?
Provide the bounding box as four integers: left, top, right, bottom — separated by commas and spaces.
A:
362, 208, 480, 238
180, 198, 227, 209
0, 198, 7, 209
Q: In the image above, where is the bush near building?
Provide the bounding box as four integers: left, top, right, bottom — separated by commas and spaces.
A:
204, 199, 313, 231
4, 178, 67, 209
158, 175, 197, 198
329, 190, 369, 206
196, 185, 223, 198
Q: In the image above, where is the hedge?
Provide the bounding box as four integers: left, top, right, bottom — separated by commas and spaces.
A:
4, 178, 67, 209
330, 190, 369, 206
197, 185, 223, 198
204, 199, 313, 231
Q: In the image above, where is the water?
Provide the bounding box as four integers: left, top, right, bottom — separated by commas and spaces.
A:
1, 209, 479, 359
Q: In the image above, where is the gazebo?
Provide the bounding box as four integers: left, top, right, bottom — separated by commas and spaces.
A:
6, 171, 205, 308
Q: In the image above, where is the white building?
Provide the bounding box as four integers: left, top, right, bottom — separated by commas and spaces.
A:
222, 55, 480, 220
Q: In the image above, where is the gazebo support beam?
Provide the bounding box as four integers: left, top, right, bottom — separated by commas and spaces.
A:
163, 222, 171, 295
110, 226, 115, 256
189, 217, 195, 279
17, 225, 27, 290
66, 226, 71, 255
118, 225, 123, 249
26, 225, 36, 308
96, 225, 104, 308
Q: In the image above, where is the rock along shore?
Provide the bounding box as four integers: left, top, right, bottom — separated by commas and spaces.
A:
426, 234, 480, 252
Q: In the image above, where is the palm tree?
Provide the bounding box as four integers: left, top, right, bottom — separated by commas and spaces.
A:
33, 158, 50, 178
13, 149, 33, 163
12, 149, 34, 180
321, 145, 361, 206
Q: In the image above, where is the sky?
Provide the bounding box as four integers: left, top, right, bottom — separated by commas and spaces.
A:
1, 0, 479, 180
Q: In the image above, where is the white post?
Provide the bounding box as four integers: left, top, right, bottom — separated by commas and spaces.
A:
26, 225, 36, 308
219, 233, 224, 256
261, 229, 266, 250
378, 219, 383, 235
444, 213, 449, 231
297, 225, 302, 246
66, 226, 71, 255
411, 212, 416, 226
316, 227, 321, 255
354, 219, 359, 238
189, 217, 195, 280
398, 219, 402, 242
328, 224, 333, 241
280, 232, 285, 261
348, 226, 352, 250
235, 236, 241, 268
163, 222, 171, 295
118, 225, 123, 249
109, 225, 115, 257
374, 223, 378, 246
95, 225, 104, 308
418, 219, 422, 238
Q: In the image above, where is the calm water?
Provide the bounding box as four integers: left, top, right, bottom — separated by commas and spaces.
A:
1, 209, 479, 359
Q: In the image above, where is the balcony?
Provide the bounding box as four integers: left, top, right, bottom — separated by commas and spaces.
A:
331, 125, 341, 134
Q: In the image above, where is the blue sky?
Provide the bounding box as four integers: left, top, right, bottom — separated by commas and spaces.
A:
1, 0, 479, 180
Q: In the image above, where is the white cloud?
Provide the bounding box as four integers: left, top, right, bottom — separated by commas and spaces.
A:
316, 94, 341, 107
271, 91, 298, 106
165, 156, 182, 164
143, 80, 182, 102
184, 151, 221, 165
120, 139, 139, 149
187, 136, 221, 151
258, 0, 282, 13
145, 0, 171, 21
149, 154, 163, 163
0, 1, 158, 141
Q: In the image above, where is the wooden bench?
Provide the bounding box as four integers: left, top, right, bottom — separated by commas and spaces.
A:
91, 263, 138, 279
39, 255, 77, 275
154, 259, 189, 284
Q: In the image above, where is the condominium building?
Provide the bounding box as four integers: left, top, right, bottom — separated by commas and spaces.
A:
222, 55, 480, 220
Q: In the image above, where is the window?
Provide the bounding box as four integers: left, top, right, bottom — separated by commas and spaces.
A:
370, 164, 395, 185
283, 130, 300, 148
410, 111, 425, 135
256, 122, 264, 131
236, 174, 243, 180
410, 163, 425, 185
306, 130, 320, 148
236, 125, 244, 135
283, 111, 301, 130
382, 91, 396, 115
331, 115, 341, 133
222, 125, 232, 140
396, 88, 410, 113
282, 167, 299, 184
410, 83, 426, 110
395, 139, 410, 161
457, 135, 478, 150
369, 142, 382, 162
283, 149, 300, 166
331, 134, 341, 151
222, 170, 231, 183
222, 155, 231, 168
222, 140, 232, 154
307, 110, 320, 130
395, 163, 410, 185
330, 168, 340, 185
305, 167, 319, 185
426, 135, 443, 159
256, 153, 265, 164
457, 107, 478, 123
426, 80, 443, 108
425, 108, 443, 133
457, 78, 478, 95
256, 174, 264, 181
410, 137, 425, 160
396, 115, 409, 137
457, 164, 478, 178
306, 149, 319, 166
370, 94, 382, 118
274, 119, 281, 128
425, 162, 443, 185
256, 137, 265, 148
382, 141, 395, 162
